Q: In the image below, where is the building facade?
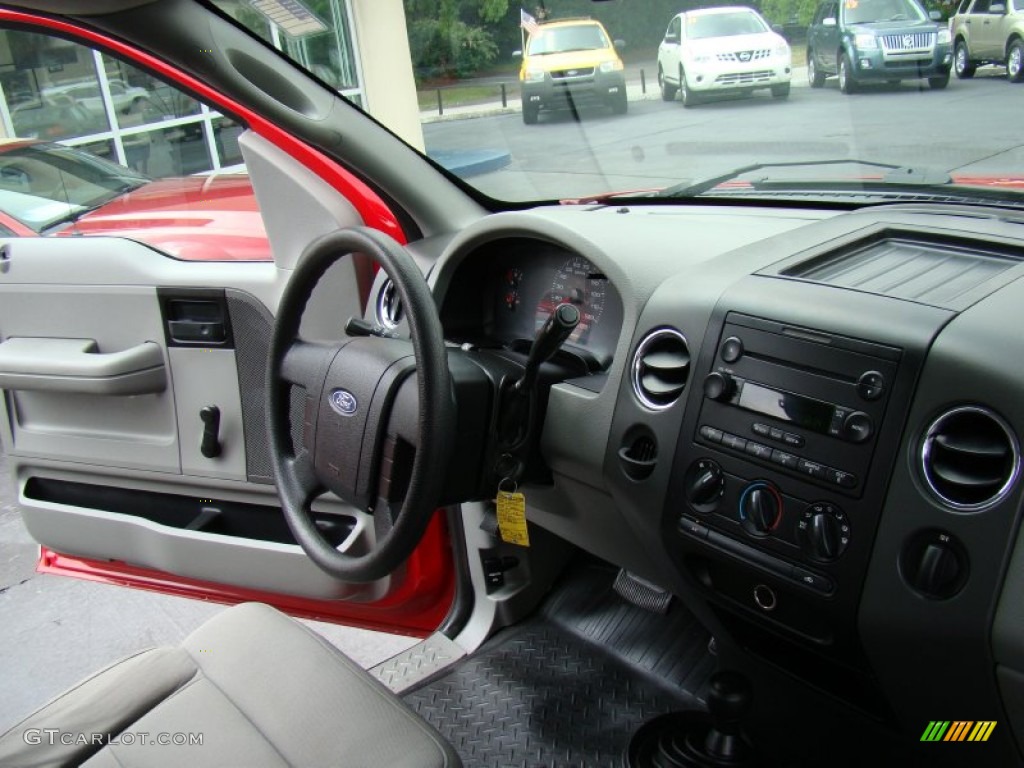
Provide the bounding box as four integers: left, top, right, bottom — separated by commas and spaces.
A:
0, 0, 421, 179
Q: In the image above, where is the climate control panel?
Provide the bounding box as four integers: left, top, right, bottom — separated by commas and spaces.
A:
682, 460, 851, 558
678, 455, 851, 601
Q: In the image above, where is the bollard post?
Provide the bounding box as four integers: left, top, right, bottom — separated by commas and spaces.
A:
437, 88, 443, 116
501, 83, 507, 108
640, 69, 646, 95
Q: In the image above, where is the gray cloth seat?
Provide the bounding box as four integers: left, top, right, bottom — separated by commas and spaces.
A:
0, 602, 461, 768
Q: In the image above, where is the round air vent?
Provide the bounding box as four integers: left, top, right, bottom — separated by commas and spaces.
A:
631, 328, 690, 410
376, 278, 403, 329
921, 406, 1020, 510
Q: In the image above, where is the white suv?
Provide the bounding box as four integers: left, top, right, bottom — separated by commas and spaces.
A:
657, 6, 793, 107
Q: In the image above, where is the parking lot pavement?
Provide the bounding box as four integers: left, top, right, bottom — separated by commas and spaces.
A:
420, 62, 810, 123
0, 446, 418, 732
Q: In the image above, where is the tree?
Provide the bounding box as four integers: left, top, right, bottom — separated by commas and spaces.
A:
405, 0, 508, 79
760, 0, 819, 26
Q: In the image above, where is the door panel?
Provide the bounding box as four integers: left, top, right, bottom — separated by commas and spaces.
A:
0, 233, 454, 631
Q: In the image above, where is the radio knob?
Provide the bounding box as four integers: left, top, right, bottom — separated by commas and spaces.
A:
684, 459, 725, 513
720, 336, 744, 363
799, 503, 850, 562
740, 482, 782, 536
841, 411, 873, 443
703, 372, 736, 402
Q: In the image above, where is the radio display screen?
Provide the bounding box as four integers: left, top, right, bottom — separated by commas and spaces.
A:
738, 382, 834, 434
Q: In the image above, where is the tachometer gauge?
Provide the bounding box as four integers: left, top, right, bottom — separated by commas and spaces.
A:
536, 255, 606, 345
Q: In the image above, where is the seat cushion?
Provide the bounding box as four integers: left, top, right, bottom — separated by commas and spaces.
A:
0, 602, 460, 768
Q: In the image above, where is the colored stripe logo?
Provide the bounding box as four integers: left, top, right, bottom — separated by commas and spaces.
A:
921, 721, 996, 742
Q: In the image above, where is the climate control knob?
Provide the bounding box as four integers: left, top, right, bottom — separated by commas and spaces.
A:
798, 503, 850, 562
739, 482, 782, 536
684, 459, 725, 513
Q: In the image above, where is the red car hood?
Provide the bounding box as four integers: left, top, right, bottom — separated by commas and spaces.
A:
60, 174, 271, 262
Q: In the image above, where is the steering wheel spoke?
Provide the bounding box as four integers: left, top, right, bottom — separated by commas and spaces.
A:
287, 449, 324, 504
281, 340, 337, 390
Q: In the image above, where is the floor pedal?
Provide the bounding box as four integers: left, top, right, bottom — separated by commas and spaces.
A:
613, 569, 673, 614
370, 633, 465, 694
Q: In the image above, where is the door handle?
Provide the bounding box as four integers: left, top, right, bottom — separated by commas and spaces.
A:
0, 337, 166, 395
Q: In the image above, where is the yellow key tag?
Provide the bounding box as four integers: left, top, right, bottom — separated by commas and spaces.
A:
496, 489, 530, 547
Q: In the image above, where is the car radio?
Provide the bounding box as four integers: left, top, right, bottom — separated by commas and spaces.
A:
694, 313, 900, 496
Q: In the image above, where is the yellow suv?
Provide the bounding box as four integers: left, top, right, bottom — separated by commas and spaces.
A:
519, 18, 627, 124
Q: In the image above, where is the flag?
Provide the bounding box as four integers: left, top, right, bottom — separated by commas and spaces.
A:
520, 8, 540, 36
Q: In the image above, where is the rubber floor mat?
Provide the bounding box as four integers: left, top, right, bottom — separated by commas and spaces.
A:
404, 562, 714, 767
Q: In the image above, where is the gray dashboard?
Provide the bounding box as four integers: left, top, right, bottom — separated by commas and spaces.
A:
399, 201, 1024, 762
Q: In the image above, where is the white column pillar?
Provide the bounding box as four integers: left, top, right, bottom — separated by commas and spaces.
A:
348, 0, 425, 151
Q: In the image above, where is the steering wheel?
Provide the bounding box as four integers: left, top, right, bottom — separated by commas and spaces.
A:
266, 227, 454, 582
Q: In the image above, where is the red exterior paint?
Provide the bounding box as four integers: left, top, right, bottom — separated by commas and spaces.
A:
63, 174, 271, 262
4, 9, 455, 631
37, 511, 455, 635
0, 208, 37, 236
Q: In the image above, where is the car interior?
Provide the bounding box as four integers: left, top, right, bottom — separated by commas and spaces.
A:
1, 1, 1024, 767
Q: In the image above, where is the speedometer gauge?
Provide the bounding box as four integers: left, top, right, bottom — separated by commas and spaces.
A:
535, 255, 607, 345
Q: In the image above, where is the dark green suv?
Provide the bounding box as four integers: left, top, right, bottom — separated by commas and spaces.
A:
807, 0, 953, 92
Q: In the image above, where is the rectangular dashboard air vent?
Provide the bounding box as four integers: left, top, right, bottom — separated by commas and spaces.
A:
782, 236, 1021, 308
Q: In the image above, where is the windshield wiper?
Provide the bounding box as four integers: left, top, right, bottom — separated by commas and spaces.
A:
42, 180, 147, 232
656, 159, 907, 199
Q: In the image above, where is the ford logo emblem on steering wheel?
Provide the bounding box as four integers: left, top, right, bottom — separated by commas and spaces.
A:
329, 388, 358, 416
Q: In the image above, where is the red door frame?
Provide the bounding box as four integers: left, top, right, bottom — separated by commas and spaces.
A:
0, 8, 455, 635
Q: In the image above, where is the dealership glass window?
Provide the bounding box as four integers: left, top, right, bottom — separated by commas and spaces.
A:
0, 29, 243, 176
213, 116, 245, 168
212, 0, 364, 103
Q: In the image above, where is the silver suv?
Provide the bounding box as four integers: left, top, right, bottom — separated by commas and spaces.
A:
950, 0, 1024, 81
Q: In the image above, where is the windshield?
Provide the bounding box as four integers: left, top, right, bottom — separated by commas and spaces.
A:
527, 24, 610, 54
844, 0, 928, 23
205, 1, 1015, 207
686, 11, 771, 39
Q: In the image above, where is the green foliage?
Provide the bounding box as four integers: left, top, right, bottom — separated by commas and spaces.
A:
529, 0, 736, 54
759, 0, 819, 25
405, 0, 509, 78
478, 0, 511, 23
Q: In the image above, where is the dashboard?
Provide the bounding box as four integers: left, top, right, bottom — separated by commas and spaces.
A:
386, 201, 1024, 764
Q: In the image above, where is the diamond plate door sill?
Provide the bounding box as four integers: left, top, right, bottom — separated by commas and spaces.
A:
371, 633, 466, 693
